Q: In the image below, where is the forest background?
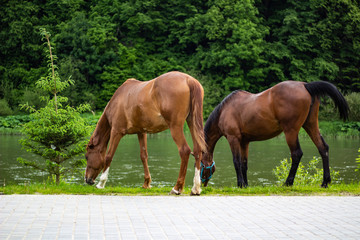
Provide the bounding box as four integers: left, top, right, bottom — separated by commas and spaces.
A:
1, 0, 360, 119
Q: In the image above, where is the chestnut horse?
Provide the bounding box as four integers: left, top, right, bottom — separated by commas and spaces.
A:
201, 81, 349, 188
85, 71, 206, 195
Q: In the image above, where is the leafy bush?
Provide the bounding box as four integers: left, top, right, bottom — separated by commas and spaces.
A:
81, 113, 101, 127
0, 115, 31, 132
356, 149, 360, 173
21, 88, 46, 110
319, 92, 360, 121
273, 156, 340, 186
318, 121, 360, 137
345, 92, 360, 121
0, 99, 13, 116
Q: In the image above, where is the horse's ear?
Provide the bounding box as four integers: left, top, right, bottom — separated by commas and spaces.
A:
88, 136, 99, 149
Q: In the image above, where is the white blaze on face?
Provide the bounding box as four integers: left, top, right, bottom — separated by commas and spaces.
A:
191, 167, 201, 195
96, 167, 110, 189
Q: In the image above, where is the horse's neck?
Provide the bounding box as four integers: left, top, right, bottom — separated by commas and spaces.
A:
92, 114, 111, 151
205, 124, 222, 155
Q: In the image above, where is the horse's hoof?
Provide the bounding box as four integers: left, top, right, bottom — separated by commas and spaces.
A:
321, 182, 329, 188
169, 188, 181, 195
190, 191, 200, 196
284, 181, 293, 187
191, 186, 201, 196
142, 184, 152, 189
321, 178, 331, 188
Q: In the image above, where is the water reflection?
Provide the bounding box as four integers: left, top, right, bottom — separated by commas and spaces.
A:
0, 133, 359, 187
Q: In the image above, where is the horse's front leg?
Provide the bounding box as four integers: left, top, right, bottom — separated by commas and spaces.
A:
240, 142, 249, 187
138, 133, 151, 189
228, 137, 246, 188
97, 130, 123, 189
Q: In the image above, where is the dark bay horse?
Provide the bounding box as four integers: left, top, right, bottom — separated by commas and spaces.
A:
201, 81, 349, 188
85, 71, 206, 195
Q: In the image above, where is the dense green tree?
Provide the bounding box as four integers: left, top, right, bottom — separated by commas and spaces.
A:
183, 0, 268, 93
0, 0, 88, 111
17, 29, 91, 184
310, 0, 360, 91
0, 1, 43, 109
257, 0, 360, 91
1, 0, 359, 116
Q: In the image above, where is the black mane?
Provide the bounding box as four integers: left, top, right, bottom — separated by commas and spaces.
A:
204, 90, 239, 140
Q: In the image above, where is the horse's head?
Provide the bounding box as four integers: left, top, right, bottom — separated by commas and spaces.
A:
200, 152, 216, 187
84, 139, 105, 185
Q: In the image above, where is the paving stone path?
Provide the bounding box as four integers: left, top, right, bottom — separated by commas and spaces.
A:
0, 195, 359, 239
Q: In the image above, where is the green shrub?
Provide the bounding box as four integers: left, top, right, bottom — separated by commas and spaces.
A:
0, 99, 13, 116
356, 148, 360, 172
273, 156, 340, 186
0, 115, 31, 129
318, 98, 336, 121
319, 92, 360, 121
17, 28, 91, 185
318, 121, 360, 137
21, 88, 46, 110
345, 92, 360, 121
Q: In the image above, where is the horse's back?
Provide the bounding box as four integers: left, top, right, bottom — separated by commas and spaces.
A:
218, 81, 312, 140
105, 71, 196, 134
218, 90, 281, 140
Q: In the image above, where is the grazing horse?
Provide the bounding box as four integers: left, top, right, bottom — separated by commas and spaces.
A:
200, 81, 349, 188
85, 71, 206, 195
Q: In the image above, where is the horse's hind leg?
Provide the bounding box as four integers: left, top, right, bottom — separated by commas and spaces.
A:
169, 125, 191, 195
138, 133, 151, 189
186, 118, 202, 195
303, 121, 331, 187
312, 133, 330, 187
284, 130, 303, 186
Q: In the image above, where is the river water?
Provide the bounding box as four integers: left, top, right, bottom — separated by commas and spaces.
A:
0, 133, 359, 187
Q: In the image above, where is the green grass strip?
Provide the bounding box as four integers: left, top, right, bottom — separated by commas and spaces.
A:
1, 183, 359, 196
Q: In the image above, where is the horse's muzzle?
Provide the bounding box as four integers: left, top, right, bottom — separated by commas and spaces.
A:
85, 177, 95, 185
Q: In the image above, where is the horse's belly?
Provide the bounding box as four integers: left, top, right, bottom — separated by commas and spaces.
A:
247, 130, 283, 141
242, 120, 283, 141
127, 113, 169, 134
143, 119, 169, 133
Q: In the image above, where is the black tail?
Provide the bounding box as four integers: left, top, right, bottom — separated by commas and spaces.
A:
304, 81, 349, 121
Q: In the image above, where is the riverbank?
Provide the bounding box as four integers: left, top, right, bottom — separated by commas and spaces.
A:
1, 183, 359, 196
